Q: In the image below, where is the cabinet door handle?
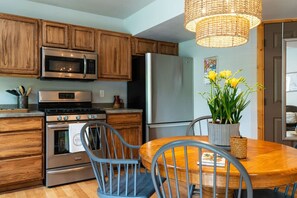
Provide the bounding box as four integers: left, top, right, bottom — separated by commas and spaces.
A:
114, 48, 117, 71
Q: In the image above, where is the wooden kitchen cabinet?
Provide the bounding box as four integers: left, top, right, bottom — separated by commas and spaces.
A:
42, 20, 95, 51
132, 37, 158, 55
131, 37, 178, 56
0, 14, 39, 77
107, 112, 142, 158
42, 20, 69, 48
71, 25, 95, 51
0, 117, 44, 192
97, 30, 132, 80
157, 41, 178, 55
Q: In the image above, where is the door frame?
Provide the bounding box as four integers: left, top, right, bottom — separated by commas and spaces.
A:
257, 18, 297, 140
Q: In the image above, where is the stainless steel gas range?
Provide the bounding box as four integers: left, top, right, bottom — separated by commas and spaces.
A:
38, 90, 106, 187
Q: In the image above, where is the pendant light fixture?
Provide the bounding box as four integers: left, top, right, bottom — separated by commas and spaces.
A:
184, 0, 262, 48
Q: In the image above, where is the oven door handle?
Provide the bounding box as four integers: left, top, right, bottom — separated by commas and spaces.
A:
47, 124, 69, 129
83, 55, 87, 78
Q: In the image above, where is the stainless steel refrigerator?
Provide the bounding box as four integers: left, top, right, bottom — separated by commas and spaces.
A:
128, 53, 193, 142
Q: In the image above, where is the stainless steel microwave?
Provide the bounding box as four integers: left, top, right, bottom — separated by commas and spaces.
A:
41, 47, 97, 80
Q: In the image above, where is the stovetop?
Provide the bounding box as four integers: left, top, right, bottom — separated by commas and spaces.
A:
38, 90, 106, 122
44, 107, 106, 122
44, 107, 105, 115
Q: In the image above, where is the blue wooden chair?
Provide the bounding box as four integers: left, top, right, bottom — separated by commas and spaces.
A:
186, 115, 212, 195
236, 182, 297, 198
186, 117, 297, 198
80, 121, 158, 198
150, 139, 253, 198
186, 115, 212, 136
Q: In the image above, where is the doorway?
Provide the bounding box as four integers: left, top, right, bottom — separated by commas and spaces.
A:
258, 21, 297, 146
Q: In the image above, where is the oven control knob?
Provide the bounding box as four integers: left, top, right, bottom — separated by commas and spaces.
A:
88, 115, 93, 119
92, 115, 97, 119
57, 116, 62, 121
63, 116, 69, 121
76, 115, 81, 120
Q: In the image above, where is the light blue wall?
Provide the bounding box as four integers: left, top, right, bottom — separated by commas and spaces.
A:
0, 0, 128, 105
179, 29, 258, 138
0, 77, 127, 105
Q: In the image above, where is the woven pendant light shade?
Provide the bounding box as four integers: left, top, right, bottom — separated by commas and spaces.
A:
196, 15, 250, 47
184, 0, 262, 48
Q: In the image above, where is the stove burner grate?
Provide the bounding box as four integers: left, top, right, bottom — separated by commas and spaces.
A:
44, 107, 105, 115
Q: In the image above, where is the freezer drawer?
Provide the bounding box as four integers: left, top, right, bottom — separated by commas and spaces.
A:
146, 122, 190, 142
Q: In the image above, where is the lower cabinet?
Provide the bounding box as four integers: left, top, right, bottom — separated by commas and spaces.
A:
0, 117, 44, 192
0, 156, 43, 186
107, 112, 142, 159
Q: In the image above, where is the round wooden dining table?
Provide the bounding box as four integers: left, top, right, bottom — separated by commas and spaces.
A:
139, 136, 297, 189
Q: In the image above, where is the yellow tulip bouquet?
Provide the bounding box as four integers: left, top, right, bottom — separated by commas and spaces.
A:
201, 69, 260, 124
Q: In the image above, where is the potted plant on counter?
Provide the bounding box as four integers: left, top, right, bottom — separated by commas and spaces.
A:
201, 69, 261, 147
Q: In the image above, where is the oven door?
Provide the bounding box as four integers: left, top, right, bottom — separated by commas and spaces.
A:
46, 122, 105, 169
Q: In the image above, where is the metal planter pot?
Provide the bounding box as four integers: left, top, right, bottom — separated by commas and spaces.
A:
208, 122, 240, 146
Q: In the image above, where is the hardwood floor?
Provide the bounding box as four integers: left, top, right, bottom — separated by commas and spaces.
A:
0, 180, 98, 198
0, 179, 194, 198
0, 179, 294, 198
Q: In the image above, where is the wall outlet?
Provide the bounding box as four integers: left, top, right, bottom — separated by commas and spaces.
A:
99, 90, 104, 97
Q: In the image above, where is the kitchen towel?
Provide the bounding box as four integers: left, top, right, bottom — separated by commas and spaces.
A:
69, 123, 87, 153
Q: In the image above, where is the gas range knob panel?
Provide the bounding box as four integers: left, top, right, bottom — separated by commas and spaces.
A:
63, 116, 69, 121
57, 116, 62, 121
76, 115, 81, 120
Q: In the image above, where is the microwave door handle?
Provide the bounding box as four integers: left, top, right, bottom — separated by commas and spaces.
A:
83, 55, 87, 78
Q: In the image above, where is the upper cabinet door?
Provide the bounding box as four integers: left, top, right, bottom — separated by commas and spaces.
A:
97, 31, 131, 80
42, 20, 69, 48
132, 37, 157, 55
157, 41, 179, 56
71, 25, 95, 51
0, 14, 39, 77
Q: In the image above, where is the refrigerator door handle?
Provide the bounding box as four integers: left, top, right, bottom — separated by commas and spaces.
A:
148, 122, 191, 129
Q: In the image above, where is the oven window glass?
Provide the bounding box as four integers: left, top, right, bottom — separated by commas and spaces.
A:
54, 130, 70, 154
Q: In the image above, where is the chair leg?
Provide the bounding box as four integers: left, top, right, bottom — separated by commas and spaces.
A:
291, 182, 297, 198
189, 184, 194, 195
190, 185, 200, 196
274, 186, 280, 192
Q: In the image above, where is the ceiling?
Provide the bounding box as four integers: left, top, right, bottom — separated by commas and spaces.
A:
28, 0, 157, 19
28, 0, 297, 43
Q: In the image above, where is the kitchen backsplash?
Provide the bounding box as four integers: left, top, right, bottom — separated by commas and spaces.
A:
0, 77, 127, 105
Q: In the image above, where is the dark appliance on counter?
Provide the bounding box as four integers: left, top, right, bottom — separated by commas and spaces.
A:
128, 53, 194, 143
41, 47, 97, 80
38, 90, 106, 187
